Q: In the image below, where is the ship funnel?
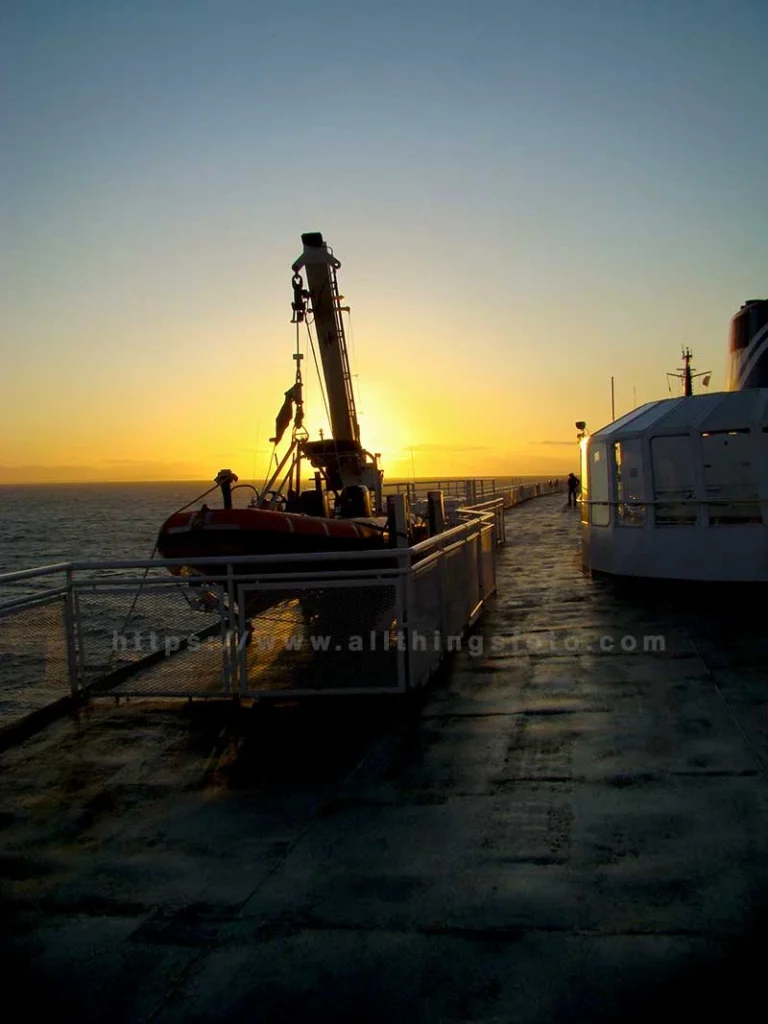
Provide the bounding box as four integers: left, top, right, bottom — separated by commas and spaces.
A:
727, 299, 768, 390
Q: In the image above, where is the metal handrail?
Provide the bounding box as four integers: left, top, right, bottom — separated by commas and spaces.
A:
459, 499, 504, 512
70, 567, 409, 588
0, 549, 411, 581
0, 562, 71, 585
581, 497, 763, 507
409, 512, 488, 556
0, 587, 70, 615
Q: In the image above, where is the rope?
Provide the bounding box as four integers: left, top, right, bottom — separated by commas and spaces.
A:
111, 482, 220, 657
261, 443, 278, 495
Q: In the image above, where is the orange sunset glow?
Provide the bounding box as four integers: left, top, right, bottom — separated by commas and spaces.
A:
3, 4, 764, 486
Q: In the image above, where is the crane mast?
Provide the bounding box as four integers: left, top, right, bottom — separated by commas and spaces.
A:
291, 232, 382, 511
292, 233, 359, 443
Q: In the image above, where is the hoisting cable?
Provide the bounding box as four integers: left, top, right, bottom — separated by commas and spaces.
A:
304, 317, 344, 488
261, 442, 278, 496
292, 315, 306, 435
305, 318, 332, 431
345, 306, 363, 419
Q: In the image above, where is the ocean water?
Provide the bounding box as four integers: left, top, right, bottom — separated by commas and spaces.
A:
0, 477, 546, 573
0, 482, 231, 574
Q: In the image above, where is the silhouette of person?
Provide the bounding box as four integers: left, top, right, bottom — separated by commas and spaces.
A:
567, 473, 580, 507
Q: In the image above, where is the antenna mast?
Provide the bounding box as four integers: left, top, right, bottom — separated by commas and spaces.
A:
667, 348, 711, 397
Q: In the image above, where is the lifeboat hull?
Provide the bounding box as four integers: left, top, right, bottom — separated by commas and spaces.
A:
156, 507, 393, 616
157, 507, 388, 562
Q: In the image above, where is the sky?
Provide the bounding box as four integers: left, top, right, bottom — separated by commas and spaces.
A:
1, 0, 766, 483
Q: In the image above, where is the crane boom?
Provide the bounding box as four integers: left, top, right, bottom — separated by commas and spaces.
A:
292, 233, 359, 444
290, 232, 383, 511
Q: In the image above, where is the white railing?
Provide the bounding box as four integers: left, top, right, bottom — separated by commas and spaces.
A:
385, 477, 522, 503
580, 496, 766, 527
387, 477, 565, 509
0, 500, 508, 720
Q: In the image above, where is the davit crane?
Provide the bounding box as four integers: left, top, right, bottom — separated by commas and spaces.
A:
281, 232, 383, 513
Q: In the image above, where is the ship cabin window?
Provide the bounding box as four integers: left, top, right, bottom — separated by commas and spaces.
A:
650, 435, 697, 526
589, 442, 610, 526
701, 429, 761, 525
613, 440, 646, 526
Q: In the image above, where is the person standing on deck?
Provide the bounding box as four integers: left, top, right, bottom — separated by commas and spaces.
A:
567, 473, 580, 507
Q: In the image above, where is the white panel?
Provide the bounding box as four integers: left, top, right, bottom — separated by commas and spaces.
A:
590, 443, 610, 526
701, 430, 761, 524
651, 435, 697, 525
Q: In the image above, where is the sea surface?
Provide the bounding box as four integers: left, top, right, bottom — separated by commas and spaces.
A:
0, 482, 224, 575
0, 477, 547, 574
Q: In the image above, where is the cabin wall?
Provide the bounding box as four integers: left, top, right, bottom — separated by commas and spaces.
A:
582, 422, 768, 580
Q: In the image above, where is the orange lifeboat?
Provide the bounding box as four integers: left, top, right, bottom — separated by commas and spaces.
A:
156, 505, 389, 569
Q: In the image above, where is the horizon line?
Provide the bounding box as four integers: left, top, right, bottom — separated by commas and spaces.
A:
0, 472, 569, 487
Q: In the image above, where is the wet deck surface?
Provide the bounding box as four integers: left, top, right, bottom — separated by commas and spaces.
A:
3, 495, 768, 1022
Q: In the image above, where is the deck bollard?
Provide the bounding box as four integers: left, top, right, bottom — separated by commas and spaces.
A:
387, 493, 411, 548
427, 491, 446, 536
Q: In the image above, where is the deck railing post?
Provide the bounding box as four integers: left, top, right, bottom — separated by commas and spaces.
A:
73, 581, 86, 690
64, 567, 81, 695
399, 550, 411, 690
464, 523, 475, 622
427, 490, 446, 536
387, 494, 411, 548
226, 562, 237, 694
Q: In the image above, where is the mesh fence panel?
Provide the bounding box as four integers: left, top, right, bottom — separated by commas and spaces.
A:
465, 535, 481, 619
0, 597, 72, 728
443, 545, 470, 637
406, 560, 443, 688
104, 630, 232, 697
74, 577, 231, 695
480, 525, 496, 598
237, 581, 402, 694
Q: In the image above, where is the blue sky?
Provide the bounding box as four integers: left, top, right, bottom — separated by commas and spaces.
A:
2, 0, 766, 480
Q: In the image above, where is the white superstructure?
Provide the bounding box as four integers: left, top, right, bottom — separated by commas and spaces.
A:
580, 389, 768, 581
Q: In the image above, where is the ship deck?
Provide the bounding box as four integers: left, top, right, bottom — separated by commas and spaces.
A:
3, 494, 768, 1022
